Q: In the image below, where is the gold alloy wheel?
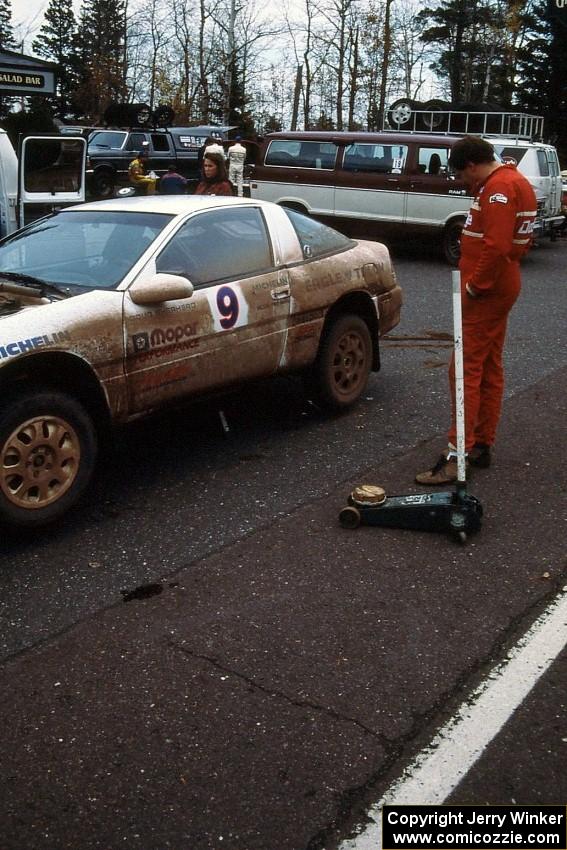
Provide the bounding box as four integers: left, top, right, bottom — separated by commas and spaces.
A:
0, 415, 80, 510
331, 329, 368, 397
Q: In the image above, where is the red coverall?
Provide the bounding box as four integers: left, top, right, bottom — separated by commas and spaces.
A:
448, 164, 537, 451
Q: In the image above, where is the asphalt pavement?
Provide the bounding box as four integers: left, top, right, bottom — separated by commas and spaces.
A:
1, 351, 566, 850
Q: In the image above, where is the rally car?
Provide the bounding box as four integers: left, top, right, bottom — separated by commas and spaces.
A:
0, 196, 402, 528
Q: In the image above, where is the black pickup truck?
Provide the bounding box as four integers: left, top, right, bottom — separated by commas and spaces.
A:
86, 125, 235, 197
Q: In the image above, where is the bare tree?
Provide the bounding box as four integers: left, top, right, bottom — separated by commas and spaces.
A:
314, 0, 361, 130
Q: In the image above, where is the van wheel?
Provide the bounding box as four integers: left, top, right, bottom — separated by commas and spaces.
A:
92, 170, 115, 199
0, 391, 97, 528
442, 219, 465, 266
309, 315, 372, 410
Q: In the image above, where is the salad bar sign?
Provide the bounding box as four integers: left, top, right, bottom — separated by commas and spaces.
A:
0, 65, 55, 95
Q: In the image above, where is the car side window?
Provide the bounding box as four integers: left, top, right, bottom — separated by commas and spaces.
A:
156, 207, 274, 286
151, 133, 170, 152
343, 143, 408, 174
127, 133, 148, 152
282, 207, 353, 259
416, 147, 449, 176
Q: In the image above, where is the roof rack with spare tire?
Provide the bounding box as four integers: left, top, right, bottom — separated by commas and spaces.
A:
384, 100, 545, 140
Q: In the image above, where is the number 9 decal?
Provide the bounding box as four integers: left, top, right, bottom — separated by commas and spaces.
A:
217, 285, 239, 329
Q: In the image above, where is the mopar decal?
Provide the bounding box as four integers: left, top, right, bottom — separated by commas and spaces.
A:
132, 338, 200, 363
131, 323, 198, 354
0, 330, 72, 360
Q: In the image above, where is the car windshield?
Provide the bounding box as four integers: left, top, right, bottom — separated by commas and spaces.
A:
0, 210, 173, 291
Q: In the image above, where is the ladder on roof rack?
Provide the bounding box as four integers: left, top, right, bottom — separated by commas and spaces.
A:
383, 109, 544, 141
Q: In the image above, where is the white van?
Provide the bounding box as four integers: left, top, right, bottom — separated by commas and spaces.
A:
0, 128, 86, 238
486, 137, 563, 236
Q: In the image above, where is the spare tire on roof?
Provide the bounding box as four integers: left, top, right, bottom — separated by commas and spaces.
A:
387, 98, 420, 129
103, 102, 152, 127
152, 104, 175, 127
418, 99, 451, 131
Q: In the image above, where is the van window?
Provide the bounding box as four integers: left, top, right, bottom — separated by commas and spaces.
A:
282, 207, 353, 259
265, 140, 337, 169
416, 147, 449, 175
546, 150, 559, 176
343, 143, 407, 174
536, 150, 550, 176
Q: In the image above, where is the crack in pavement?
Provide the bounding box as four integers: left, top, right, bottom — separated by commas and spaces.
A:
170, 641, 381, 739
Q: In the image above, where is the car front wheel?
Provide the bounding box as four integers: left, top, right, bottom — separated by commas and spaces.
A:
310, 314, 373, 410
0, 391, 97, 528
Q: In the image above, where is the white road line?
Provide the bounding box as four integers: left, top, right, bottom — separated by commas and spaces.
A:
340, 587, 567, 850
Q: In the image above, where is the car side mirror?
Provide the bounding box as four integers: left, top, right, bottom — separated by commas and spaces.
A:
129, 273, 194, 305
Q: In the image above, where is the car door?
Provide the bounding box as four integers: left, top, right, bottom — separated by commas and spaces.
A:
545, 148, 562, 216
149, 132, 174, 175
334, 142, 408, 224
123, 205, 291, 412
405, 144, 470, 226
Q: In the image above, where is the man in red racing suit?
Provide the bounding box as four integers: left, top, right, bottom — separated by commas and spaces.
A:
416, 136, 537, 485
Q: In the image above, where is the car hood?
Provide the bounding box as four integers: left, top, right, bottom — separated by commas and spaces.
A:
0, 296, 52, 319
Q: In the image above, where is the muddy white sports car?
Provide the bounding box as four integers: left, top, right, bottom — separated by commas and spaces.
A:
0, 196, 402, 528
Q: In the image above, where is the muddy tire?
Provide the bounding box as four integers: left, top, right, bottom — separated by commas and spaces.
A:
0, 391, 97, 528
310, 314, 373, 410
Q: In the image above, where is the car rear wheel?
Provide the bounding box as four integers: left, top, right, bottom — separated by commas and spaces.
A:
310, 314, 373, 410
0, 391, 97, 528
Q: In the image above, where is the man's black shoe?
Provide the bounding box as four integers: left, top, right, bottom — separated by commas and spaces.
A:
469, 442, 491, 468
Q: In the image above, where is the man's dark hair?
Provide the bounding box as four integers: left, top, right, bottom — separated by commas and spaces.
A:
449, 136, 496, 170
167, 162, 176, 171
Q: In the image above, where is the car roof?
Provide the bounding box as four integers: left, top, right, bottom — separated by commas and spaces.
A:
65, 196, 272, 216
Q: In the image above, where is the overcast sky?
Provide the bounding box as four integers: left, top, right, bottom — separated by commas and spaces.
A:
12, 0, 82, 49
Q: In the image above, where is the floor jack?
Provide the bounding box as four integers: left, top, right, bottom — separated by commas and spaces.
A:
339, 271, 483, 543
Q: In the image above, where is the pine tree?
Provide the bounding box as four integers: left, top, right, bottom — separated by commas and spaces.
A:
74, 0, 127, 120
32, 0, 79, 118
516, 0, 567, 157
0, 0, 15, 50
417, 0, 512, 105
0, 0, 16, 118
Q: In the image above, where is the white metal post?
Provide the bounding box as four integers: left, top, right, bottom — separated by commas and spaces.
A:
452, 270, 466, 484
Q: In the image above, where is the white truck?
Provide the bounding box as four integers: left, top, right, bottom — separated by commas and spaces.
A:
0, 128, 87, 238
485, 137, 564, 238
